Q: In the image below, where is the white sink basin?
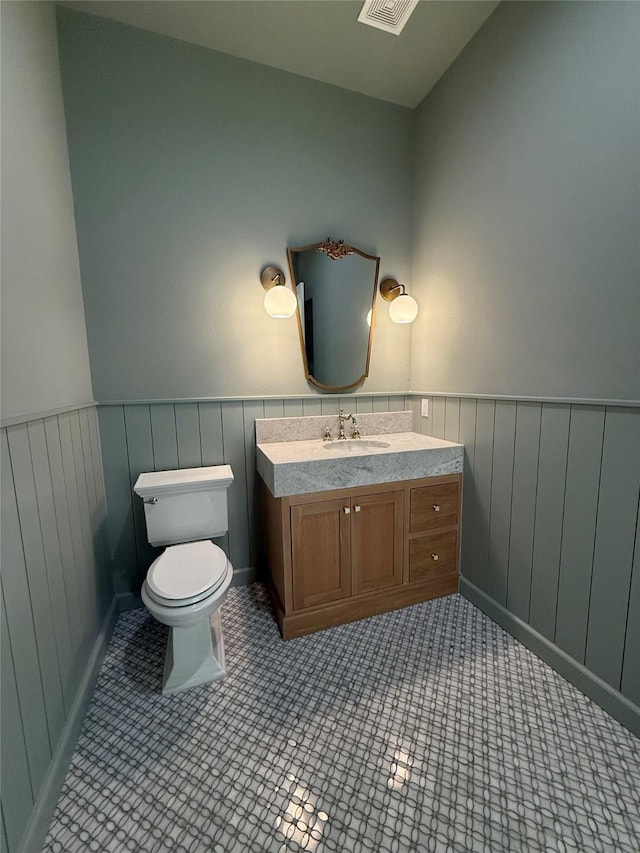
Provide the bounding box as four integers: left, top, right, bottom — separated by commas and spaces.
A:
323, 439, 391, 452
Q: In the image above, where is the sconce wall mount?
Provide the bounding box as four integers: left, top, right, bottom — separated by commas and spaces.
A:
261, 265, 297, 318
380, 278, 418, 324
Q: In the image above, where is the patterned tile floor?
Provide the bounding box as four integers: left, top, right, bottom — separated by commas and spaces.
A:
44, 585, 640, 852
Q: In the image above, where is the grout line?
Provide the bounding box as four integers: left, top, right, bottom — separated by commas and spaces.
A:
619, 486, 640, 692
504, 402, 519, 610
26, 421, 67, 720
527, 404, 544, 625
583, 409, 607, 667
553, 405, 572, 645
43, 417, 77, 658
0, 582, 36, 802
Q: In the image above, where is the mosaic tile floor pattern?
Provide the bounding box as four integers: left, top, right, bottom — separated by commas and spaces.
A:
44, 586, 640, 852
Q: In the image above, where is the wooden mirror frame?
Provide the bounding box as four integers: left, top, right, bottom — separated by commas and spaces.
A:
286, 239, 380, 392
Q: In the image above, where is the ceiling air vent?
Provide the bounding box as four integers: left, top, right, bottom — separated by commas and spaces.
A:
357, 0, 419, 36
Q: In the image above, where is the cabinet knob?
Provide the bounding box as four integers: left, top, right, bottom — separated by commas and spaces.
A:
433, 505, 441, 512
354, 505, 361, 512
431, 553, 439, 561
344, 507, 351, 514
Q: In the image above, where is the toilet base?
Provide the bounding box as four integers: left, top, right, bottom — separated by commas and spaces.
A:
162, 609, 226, 695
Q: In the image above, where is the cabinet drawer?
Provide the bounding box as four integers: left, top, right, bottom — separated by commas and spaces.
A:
410, 482, 459, 533
409, 530, 457, 582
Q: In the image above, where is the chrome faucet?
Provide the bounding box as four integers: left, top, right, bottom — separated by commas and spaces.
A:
338, 409, 351, 440
338, 409, 360, 440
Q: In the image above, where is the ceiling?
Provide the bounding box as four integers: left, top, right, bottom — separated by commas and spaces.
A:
60, 1, 499, 108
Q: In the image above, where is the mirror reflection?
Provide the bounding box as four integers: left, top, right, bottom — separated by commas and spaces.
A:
287, 240, 380, 391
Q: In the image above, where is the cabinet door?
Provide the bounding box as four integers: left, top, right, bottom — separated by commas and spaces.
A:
351, 490, 404, 596
291, 499, 351, 611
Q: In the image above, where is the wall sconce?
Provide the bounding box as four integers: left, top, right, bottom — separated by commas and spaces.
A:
380, 278, 418, 324
260, 266, 297, 318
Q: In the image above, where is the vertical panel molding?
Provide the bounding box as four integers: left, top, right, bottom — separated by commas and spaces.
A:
1, 405, 113, 853
412, 394, 639, 730
97, 394, 410, 597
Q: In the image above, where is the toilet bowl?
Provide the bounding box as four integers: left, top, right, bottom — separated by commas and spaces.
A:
133, 465, 235, 695
141, 541, 233, 694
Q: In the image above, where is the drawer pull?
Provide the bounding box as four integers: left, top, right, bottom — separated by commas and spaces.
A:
433, 505, 441, 512
354, 505, 361, 513
431, 553, 439, 561
344, 507, 351, 514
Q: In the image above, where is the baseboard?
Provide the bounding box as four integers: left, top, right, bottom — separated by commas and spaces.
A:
459, 576, 640, 738
232, 565, 259, 586
19, 596, 120, 853
117, 591, 143, 611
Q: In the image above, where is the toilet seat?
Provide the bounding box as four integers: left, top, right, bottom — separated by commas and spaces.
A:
146, 541, 229, 607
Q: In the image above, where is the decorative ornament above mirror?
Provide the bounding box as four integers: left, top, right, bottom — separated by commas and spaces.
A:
287, 239, 380, 392
316, 238, 353, 260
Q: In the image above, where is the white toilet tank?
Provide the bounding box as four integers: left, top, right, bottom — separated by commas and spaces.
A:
133, 465, 234, 547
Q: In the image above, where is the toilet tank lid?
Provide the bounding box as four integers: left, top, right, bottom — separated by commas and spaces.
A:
134, 465, 234, 497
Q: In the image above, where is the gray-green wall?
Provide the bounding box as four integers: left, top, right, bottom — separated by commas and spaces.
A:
1, 1, 93, 421
57, 2, 639, 733
411, 0, 640, 401
56, 7, 414, 402
410, 1, 639, 731
0, 5, 114, 853
4, 5, 640, 850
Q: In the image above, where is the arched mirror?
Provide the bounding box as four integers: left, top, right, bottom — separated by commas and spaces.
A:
287, 239, 380, 391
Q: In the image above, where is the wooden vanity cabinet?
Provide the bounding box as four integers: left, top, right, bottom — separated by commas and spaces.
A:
264, 474, 461, 639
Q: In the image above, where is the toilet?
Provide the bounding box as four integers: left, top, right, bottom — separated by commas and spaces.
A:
133, 465, 234, 695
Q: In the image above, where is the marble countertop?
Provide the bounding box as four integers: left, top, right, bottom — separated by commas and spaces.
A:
257, 431, 464, 497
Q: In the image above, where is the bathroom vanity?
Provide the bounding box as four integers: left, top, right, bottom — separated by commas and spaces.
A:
256, 412, 464, 639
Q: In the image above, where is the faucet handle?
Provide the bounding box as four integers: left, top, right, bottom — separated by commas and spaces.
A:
322, 426, 333, 441
351, 420, 361, 439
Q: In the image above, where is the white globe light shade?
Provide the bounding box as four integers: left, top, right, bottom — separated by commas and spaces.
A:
388, 294, 418, 324
264, 285, 297, 318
